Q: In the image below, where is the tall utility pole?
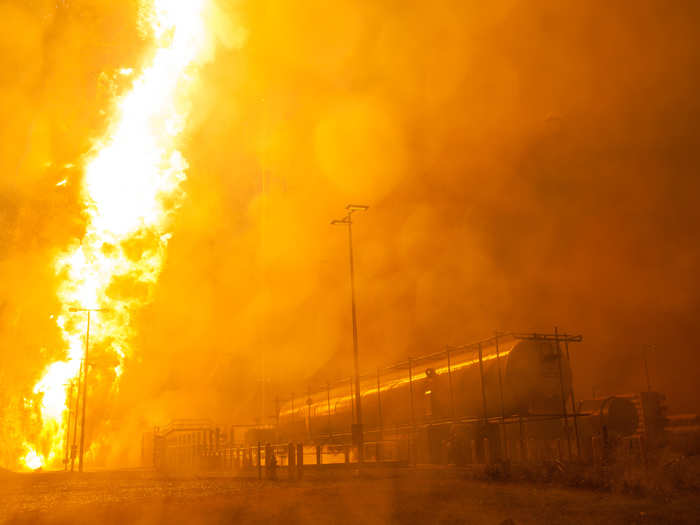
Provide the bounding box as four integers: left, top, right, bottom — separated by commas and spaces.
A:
63, 379, 76, 471
69, 306, 108, 473
331, 204, 368, 462
70, 359, 83, 472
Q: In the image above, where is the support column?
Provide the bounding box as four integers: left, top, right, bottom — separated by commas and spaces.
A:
376, 368, 383, 461
408, 358, 416, 465
565, 339, 581, 459
554, 327, 572, 460
477, 343, 488, 424
447, 348, 455, 420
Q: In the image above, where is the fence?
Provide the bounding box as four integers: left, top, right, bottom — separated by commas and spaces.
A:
154, 434, 405, 474
150, 417, 651, 475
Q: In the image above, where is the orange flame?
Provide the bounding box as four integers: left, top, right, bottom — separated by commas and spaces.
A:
21, 0, 215, 470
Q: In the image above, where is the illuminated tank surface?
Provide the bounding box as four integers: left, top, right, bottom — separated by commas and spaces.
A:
278, 335, 573, 441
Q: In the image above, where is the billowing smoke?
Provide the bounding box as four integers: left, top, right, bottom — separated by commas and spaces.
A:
1, 0, 700, 468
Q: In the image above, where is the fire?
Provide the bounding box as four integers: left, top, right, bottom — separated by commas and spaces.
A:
21, 445, 44, 471
21, 0, 214, 470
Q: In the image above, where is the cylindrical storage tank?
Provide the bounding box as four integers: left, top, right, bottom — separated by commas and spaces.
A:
277, 336, 573, 442
423, 337, 571, 421
578, 396, 639, 437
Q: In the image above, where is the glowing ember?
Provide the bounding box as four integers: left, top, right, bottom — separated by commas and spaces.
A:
21, 0, 213, 470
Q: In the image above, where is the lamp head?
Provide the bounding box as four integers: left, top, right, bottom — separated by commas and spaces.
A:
346, 204, 368, 212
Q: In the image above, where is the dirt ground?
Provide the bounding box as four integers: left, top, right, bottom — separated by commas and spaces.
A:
1, 468, 698, 525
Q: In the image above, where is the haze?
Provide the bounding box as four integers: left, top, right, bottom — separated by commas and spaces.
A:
1, 0, 699, 470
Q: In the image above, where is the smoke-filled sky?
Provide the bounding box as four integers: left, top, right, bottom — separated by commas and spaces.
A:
1, 0, 700, 467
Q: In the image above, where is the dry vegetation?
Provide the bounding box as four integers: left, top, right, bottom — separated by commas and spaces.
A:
1, 468, 699, 525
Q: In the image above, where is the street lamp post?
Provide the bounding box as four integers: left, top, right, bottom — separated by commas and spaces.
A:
332, 204, 368, 462
69, 306, 108, 473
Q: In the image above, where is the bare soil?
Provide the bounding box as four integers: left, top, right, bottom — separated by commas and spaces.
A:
0, 468, 698, 524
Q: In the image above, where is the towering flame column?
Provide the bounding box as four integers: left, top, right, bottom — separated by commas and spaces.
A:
22, 0, 216, 470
